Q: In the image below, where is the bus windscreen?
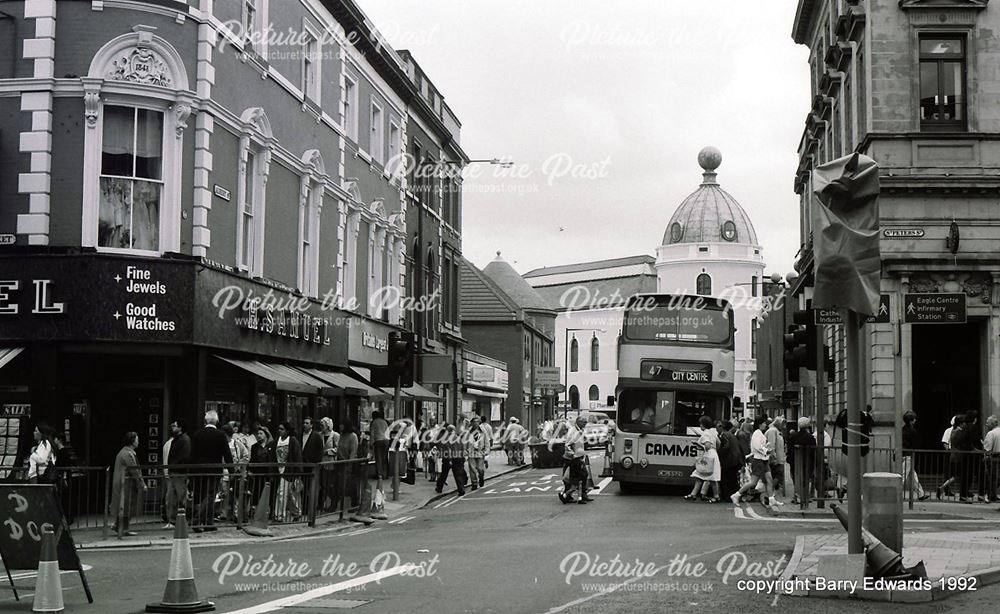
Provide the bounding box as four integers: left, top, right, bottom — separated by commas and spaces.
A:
624, 304, 731, 344
618, 389, 727, 436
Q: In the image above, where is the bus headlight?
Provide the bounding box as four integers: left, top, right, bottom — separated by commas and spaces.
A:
621, 456, 634, 469
638, 458, 649, 468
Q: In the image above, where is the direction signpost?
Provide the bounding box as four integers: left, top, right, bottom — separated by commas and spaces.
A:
903, 293, 966, 324
814, 294, 891, 325
534, 366, 562, 387
534, 367, 562, 419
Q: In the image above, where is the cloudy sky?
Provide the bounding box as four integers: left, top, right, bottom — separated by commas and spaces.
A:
359, 0, 811, 278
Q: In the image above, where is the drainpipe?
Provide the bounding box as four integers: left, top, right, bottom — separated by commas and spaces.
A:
863, 0, 873, 135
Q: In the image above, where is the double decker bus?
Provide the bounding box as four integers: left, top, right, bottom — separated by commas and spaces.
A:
608, 293, 735, 492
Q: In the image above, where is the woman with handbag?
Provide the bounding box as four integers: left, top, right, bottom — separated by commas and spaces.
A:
685, 415, 721, 502
28, 423, 57, 484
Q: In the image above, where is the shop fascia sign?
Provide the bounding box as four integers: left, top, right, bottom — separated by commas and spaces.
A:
361, 330, 388, 352
468, 365, 495, 383
238, 299, 331, 346
0, 279, 65, 315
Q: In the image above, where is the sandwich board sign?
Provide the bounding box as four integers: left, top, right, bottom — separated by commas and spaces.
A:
0, 484, 93, 602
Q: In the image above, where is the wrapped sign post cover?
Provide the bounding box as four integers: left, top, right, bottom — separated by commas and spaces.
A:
811, 153, 881, 317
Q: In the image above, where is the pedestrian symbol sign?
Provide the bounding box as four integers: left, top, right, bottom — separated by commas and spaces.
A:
870, 294, 891, 324
814, 294, 890, 325
903, 293, 966, 324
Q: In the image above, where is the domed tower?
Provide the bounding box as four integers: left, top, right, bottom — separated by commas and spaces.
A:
655, 147, 766, 413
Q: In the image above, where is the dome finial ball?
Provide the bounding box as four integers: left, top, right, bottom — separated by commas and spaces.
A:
698, 146, 722, 172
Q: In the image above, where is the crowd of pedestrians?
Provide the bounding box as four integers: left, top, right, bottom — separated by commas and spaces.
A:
99, 409, 379, 535
682, 414, 827, 510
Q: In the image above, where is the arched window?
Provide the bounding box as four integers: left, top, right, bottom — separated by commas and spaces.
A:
616, 334, 622, 370
696, 273, 712, 296
570, 338, 579, 372
590, 337, 600, 371
569, 385, 580, 410
588, 385, 600, 402
82, 32, 193, 256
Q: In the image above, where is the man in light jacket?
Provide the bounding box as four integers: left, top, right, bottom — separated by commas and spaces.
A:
765, 417, 787, 505
466, 417, 488, 490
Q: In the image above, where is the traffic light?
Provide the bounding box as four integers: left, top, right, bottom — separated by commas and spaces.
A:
783, 309, 817, 382
387, 331, 415, 388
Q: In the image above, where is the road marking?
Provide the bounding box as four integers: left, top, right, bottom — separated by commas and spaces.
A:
589, 477, 613, 495
433, 495, 459, 509
454, 494, 560, 500
218, 564, 416, 614
387, 516, 415, 525
439, 496, 463, 508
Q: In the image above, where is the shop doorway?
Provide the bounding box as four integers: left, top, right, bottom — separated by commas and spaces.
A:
911, 321, 982, 448
89, 388, 164, 468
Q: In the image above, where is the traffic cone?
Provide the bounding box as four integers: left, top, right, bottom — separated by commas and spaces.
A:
32, 526, 63, 613
830, 505, 924, 579
243, 483, 274, 537
146, 510, 215, 613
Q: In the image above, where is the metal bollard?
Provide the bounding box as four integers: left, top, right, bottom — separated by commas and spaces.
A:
863, 472, 903, 553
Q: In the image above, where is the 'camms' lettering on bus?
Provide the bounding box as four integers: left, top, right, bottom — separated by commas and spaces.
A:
645, 443, 700, 457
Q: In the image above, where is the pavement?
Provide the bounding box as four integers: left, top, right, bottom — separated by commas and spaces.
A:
763, 487, 1000, 602
71, 450, 528, 550
781, 530, 1000, 602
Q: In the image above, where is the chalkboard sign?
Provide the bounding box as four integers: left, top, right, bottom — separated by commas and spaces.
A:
0, 484, 92, 602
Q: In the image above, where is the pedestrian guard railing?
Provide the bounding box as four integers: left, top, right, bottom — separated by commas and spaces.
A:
0, 458, 372, 537
785, 445, 1000, 510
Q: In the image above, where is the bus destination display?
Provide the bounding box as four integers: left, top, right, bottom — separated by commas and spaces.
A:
641, 360, 713, 383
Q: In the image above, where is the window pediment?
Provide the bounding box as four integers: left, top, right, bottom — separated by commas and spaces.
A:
89, 27, 190, 92
343, 179, 363, 203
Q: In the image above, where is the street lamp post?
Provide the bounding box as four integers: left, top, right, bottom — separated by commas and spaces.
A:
563, 327, 606, 417
413, 156, 510, 425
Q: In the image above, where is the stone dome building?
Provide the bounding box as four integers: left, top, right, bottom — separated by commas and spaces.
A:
655, 147, 766, 412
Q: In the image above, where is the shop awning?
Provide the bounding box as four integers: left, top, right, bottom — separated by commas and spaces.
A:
0, 347, 24, 371
265, 364, 339, 397
297, 367, 390, 400
465, 387, 507, 400
214, 356, 318, 394
402, 382, 445, 403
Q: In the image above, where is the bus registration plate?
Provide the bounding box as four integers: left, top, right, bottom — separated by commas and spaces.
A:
657, 469, 683, 478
